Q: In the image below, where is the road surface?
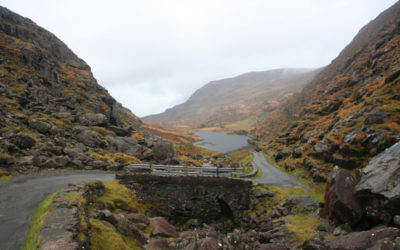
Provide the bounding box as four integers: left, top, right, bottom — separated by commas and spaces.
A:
0, 171, 115, 250
252, 152, 302, 187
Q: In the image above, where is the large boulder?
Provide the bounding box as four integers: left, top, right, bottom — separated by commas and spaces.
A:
29, 120, 51, 134
111, 137, 141, 157
79, 113, 108, 126
326, 226, 400, 250
72, 126, 104, 148
283, 195, 319, 213
364, 108, 388, 125
11, 133, 36, 149
150, 217, 178, 238
107, 125, 133, 137
324, 167, 363, 227
152, 141, 175, 161
355, 141, 400, 226
116, 217, 148, 246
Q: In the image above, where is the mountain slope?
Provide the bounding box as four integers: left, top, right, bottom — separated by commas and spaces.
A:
257, 1, 400, 181
0, 6, 176, 175
143, 68, 321, 129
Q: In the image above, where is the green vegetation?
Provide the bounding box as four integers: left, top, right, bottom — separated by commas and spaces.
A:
0, 176, 11, 184
90, 218, 140, 250
286, 212, 318, 244
263, 153, 325, 202
229, 130, 249, 135
0, 170, 11, 184
22, 190, 61, 250
251, 164, 262, 179
250, 185, 320, 244
93, 180, 146, 214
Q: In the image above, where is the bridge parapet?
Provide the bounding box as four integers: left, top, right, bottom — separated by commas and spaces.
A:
117, 172, 252, 226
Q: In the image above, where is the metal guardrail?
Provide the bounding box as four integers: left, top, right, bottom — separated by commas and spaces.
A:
125, 164, 245, 177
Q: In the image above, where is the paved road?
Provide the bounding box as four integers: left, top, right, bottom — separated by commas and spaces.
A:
0, 171, 115, 250
252, 152, 302, 187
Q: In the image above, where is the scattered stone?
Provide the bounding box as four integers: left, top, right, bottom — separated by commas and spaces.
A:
63, 146, 86, 159
186, 237, 219, 250
152, 141, 175, 161
284, 195, 319, 213
87, 160, 109, 169
80, 113, 108, 126
394, 215, 400, 225
150, 217, 178, 238
326, 226, 400, 250
126, 213, 150, 225
17, 155, 34, 165
292, 148, 302, 158
253, 188, 275, 198
111, 136, 141, 156
11, 133, 36, 149
274, 150, 290, 161
100, 209, 118, 226
300, 238, 332, 250
72, 127, 104, 148
113, 198, 132, 212
107, 125, 132, 137
29, 120, 51, 134
364, 108, 388, 124
116, 218, 148, 246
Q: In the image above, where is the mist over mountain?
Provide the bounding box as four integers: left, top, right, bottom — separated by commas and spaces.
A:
143, 68, 321, 130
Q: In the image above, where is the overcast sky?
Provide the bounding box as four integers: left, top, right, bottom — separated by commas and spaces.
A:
2, 0, 397, 117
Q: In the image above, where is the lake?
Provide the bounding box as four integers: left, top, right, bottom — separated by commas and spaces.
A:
193, 131, 250, 153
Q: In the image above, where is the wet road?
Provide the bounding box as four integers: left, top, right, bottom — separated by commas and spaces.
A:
0, 171, 115, 250
252, 152, 302, 187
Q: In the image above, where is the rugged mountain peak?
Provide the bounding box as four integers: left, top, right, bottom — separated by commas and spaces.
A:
0, 6, 176, 174
0, 6, 89, 70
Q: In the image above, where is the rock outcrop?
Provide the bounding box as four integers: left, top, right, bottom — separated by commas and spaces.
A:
355, 141, 400, 226
0, 6, 176, 174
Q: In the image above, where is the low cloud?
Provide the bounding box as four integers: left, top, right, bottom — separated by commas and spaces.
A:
2, 0, 397, 116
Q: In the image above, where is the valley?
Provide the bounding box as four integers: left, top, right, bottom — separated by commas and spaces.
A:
0, 1, 400, 250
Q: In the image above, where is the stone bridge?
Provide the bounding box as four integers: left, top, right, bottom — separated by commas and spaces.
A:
117, 172, 252, 226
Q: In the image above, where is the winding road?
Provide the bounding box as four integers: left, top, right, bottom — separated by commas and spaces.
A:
0, 171, 115, 250
0, 152, 300, 250
251, 152, 302, 187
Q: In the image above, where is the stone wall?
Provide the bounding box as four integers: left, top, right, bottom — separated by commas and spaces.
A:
117, 173, 252, 225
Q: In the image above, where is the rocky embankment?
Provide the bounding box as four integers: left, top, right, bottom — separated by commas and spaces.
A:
0, 6, 177, 178
304, 141, 400, 249
259, 0, 400, 182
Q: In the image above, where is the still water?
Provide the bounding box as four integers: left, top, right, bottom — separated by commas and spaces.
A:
194, 131, 250, 154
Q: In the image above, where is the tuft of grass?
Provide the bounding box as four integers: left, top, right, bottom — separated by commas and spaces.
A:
0, 176, 11, 184
90, 218, 140, 250
22, 190, 61, 250
251, 164, 263, 179
61, 191, 80, 206
95, 180, 146, 214
286, 212, 318, 244
0, 171, 11, 184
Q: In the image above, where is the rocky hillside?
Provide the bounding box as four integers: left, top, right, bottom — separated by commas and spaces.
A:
0, 6, 176, 176
143, 68, 321, 130
258, 1, 400, 181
